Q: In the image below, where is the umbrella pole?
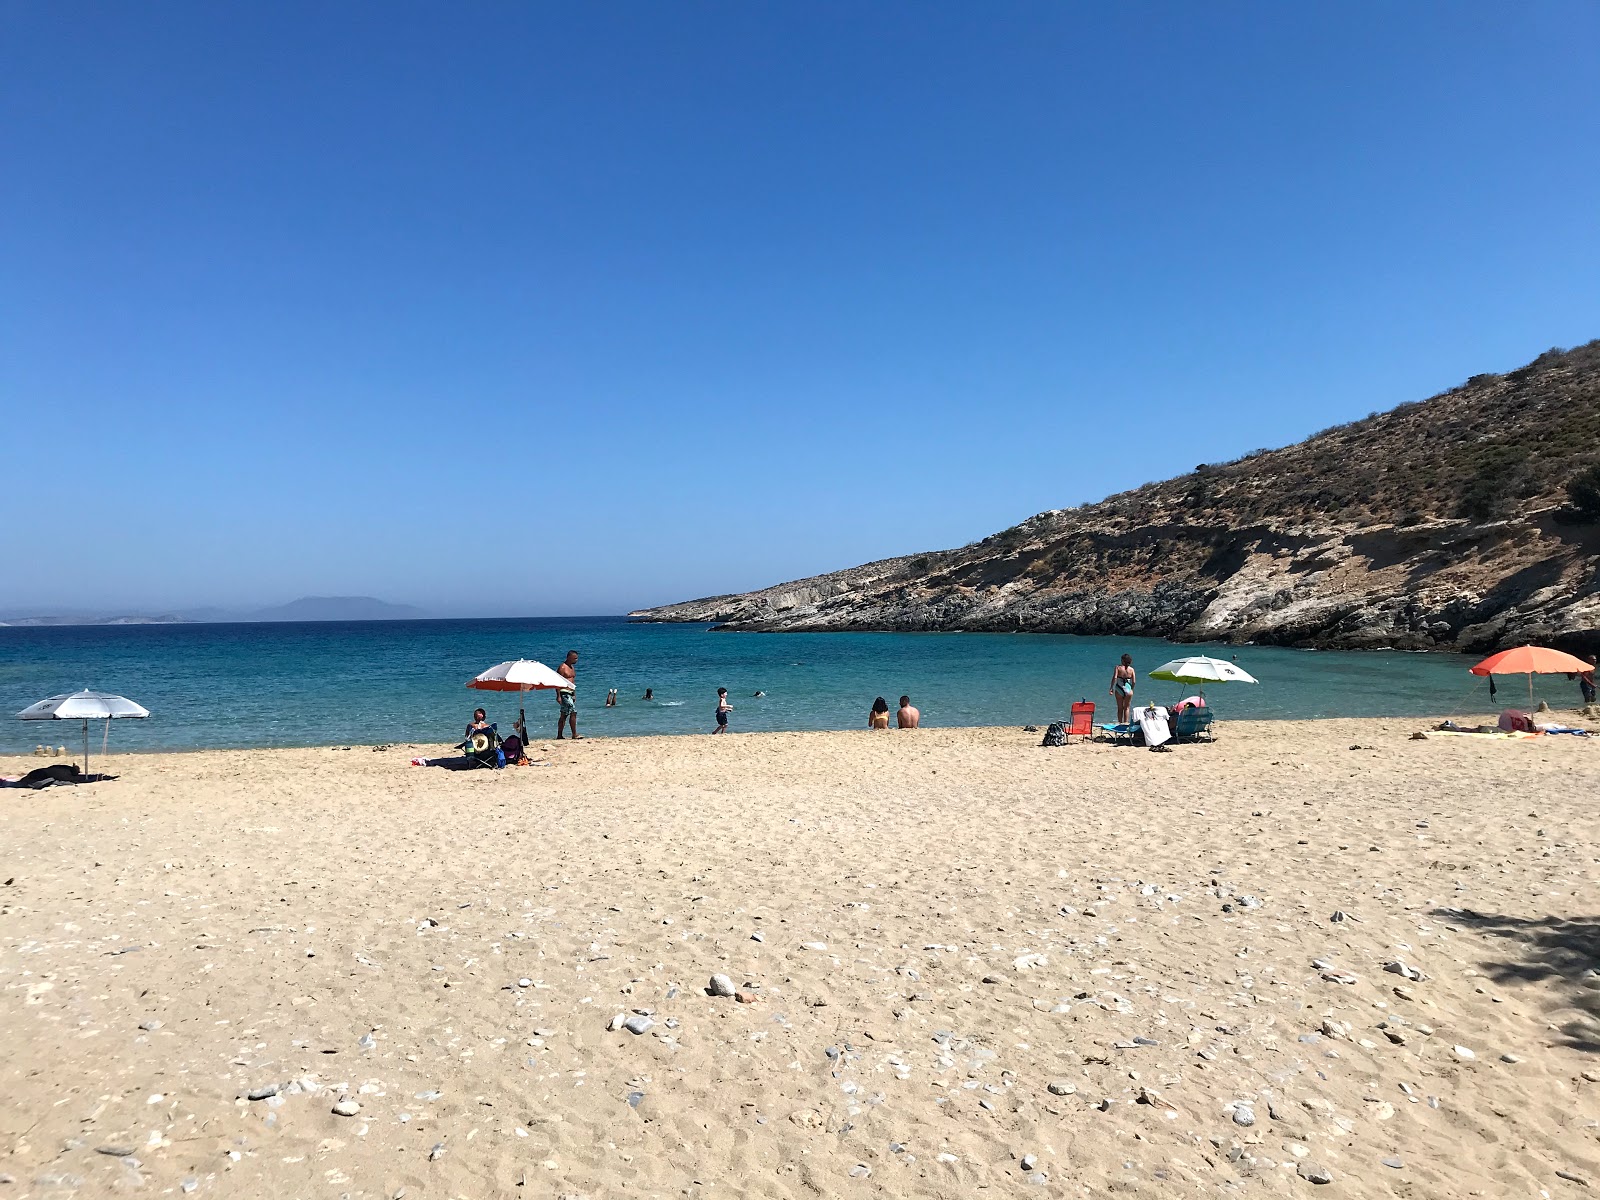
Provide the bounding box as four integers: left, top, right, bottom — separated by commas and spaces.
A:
83, 718, 90, 776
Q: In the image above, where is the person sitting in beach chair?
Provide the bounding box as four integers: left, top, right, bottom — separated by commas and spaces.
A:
1172, 706, 1215, 742
455, 721, 503, 768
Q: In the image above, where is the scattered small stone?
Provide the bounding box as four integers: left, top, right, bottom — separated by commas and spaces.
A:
138, 1020, 163, 1032
1329, 910, 1347, 922
800, 941, 828, 951
1382, 1157, 1403, 1169
1232, 1103, 1256, 1127
414, 1090, 442, 1101
517, 978, 532, 988
982, 975, 1002, 984
332, 1099, 360, 1117
1556, 1170, 1591, 1187
1383, 961, 1426, 981
428, 1142, 445, 1161
1298, 1163, 1334, 1184
1047, 1081, 1076, 1096
608, 1013, 626, 1032
627, 1091, 644, 1108
709, 974, 736, 997
1021, 1154, 1038, 1171
246, 1085, 279, 1101
623, 1014, 654, 1035
1501, 1053, 1522, 1064
750, 931, 765, 943
1132, 1036, 1158, 1046
849, 1164, 871, 1178
358, 1032, 376, 1049
96, 1146, 136, 1157
180, 1179, 198, 1193
1582, 1070, 1600, 1084
1453, 1045, 1476, 1061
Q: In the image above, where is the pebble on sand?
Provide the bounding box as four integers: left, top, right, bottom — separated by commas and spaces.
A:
332, 1099, 361, 1117
708, 974, 736, 997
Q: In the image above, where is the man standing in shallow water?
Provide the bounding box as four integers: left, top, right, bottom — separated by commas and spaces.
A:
556, 650, 581, 740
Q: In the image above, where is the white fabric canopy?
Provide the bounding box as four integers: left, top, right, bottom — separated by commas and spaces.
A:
1148, 656, 1258, 686
17, 690, 151, 720
466, 660, 570, 692
16, 689, 149, 775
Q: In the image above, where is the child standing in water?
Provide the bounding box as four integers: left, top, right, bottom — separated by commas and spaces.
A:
1110, 654, 1136, 724
712, 687, 733, 733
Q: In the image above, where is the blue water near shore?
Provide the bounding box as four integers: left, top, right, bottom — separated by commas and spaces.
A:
0, 616, 1513, 753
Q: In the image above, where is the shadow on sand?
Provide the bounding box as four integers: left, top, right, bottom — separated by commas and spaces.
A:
1434, 907, 1600, 1052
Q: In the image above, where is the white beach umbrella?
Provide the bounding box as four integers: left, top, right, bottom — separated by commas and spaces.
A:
1148, 656, 1258, 700
17, 690, 150, 775
467, 660, 571, 740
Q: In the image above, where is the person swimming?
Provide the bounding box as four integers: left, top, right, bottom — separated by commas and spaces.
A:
643, 688, 654, 701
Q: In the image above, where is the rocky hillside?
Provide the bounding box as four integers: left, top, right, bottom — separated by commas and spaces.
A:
632, 342, 1600, 652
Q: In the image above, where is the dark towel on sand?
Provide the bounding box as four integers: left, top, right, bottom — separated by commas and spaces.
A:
2, 763, 118, 789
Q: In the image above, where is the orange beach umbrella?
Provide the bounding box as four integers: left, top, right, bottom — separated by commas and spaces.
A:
1469, 645, 1591, 705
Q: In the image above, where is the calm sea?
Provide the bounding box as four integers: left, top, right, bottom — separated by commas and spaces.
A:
0, 617, 1514, 754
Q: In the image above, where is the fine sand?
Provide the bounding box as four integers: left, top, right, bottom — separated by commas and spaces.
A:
3, 718, 1599, 1198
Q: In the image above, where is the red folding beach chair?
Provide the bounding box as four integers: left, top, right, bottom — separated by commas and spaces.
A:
1067, 700, 1095, 743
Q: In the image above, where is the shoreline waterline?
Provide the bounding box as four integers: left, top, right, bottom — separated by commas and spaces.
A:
2, 616, 1573, 755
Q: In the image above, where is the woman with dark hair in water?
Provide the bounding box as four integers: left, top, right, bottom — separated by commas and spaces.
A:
868, 696, 890, 730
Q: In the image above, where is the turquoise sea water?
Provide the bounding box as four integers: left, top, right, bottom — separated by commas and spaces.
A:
0, 617, 1525, 754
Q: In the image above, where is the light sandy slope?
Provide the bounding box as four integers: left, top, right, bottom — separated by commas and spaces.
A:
2, 719, 1599, 1197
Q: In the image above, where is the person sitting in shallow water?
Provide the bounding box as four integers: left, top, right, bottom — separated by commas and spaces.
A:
896, 695, 920, 728
868, 696, 890, 730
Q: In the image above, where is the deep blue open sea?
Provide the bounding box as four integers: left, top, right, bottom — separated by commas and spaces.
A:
0, 616, 1516, 753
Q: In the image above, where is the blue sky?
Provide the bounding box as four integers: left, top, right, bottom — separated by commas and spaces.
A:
4, 2, 1598, 616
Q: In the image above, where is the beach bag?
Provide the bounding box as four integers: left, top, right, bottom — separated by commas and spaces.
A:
1041, 722, 1067, 747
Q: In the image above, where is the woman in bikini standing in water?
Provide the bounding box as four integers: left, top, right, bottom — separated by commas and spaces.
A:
1110, 654, 1136, 725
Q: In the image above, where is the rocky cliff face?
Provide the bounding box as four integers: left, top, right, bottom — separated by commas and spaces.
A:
632, 342, 1600, 653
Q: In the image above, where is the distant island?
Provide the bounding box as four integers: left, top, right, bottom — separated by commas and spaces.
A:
0, 596, 427, 627
632, 341, 1600, 654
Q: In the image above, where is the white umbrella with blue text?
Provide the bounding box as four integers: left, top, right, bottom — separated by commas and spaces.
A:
17, 689, 150, 776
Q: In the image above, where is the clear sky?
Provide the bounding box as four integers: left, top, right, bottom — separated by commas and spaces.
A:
4, 2, 1598, 617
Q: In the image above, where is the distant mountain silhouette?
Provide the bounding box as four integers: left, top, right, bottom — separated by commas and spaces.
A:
246, 596, 427, 622
1, 596, 428, 626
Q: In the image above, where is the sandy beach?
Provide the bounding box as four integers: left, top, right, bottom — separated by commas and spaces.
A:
3, 718, 1599, 1198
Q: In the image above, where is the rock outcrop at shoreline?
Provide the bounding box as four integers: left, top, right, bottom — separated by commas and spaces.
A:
633, 342, 1600, 652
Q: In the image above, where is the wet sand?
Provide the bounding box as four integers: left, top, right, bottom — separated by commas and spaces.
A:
3, 717, 1599, 1197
